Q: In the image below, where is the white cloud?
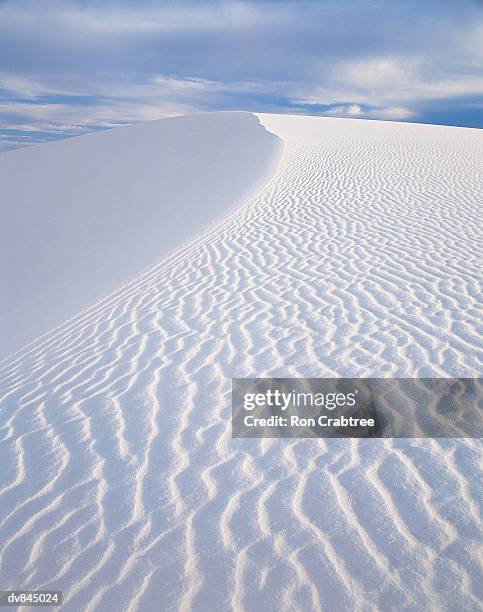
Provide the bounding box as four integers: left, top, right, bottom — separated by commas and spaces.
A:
297, 54, 483, 109
325, 104, 362, 116
324, 103, 414, 121
0, 1, 290, 36
367, 106, 414, 120
336, 57, 420, 90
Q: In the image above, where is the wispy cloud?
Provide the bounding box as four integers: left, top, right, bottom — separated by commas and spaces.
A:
323, 104, 415, 120
294, 52, 483, 118
1, 0, 482, 149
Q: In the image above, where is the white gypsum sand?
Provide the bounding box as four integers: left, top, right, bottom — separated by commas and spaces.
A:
0, 113, 481, 611
0, 112, 281, 358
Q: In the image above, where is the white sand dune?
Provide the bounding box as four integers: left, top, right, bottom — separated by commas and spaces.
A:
0, 113, 482, 611
0, 112, 281, 358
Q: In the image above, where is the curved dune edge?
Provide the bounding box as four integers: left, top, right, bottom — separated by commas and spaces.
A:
0, 115, 481, 611
0, 111, 283, 358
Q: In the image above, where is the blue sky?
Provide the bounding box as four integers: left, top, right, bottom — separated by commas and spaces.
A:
1, 0, 482, 150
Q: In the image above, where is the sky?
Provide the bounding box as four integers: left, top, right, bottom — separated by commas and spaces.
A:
0, 0, 482, 150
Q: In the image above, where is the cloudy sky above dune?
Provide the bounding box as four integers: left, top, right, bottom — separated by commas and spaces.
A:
1, 0, 482, 149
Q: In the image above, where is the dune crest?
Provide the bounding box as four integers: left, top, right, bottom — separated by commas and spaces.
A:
0, 112, 282, 357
